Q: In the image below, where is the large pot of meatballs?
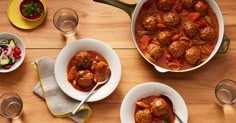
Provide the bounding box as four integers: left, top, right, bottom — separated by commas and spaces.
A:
94, 0, 230, 72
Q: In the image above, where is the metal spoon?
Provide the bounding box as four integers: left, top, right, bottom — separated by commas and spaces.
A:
72, 68, 111, 115
161, 95, 184, 123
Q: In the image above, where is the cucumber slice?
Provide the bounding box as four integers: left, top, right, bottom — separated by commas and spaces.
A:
9, 40, 16, 49
0, 58, 10, 66
0, 40, 9, 44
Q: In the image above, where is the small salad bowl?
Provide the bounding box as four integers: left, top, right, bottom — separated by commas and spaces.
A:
19, 0, 45, 21
0, 32, 26, 73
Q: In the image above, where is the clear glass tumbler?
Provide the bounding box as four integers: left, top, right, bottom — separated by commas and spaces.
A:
215, 79, 236, 106
0, 93, 23, 119
53, 8, 79, 37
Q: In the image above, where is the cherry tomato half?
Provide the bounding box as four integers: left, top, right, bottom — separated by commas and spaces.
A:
165, 54, 173, 62
197, 20, 207, 28
177, 58, 184, 65
13, 47, 21, 55
3, 65, 11, 69
13, 52, 21, 59
175, 6, 183, 13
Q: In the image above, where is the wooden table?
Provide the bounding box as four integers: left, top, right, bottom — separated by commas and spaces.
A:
0, 0, 236, 123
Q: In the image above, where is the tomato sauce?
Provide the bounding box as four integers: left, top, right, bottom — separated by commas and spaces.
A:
67, 51, 109, 92
134, 95, 175, 123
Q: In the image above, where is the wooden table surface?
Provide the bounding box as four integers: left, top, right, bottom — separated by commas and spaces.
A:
0, 0, 236, 123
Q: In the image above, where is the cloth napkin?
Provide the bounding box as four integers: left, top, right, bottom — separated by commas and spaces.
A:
32, 57, 91, 123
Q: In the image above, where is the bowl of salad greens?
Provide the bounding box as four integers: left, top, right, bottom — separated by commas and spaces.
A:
20, 0, 45, 21
0, 32, 26, 73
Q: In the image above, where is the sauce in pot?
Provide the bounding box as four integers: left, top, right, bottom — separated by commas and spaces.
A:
135, 0, 219, 70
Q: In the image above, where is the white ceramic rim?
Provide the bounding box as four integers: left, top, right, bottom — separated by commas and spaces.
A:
131, 0, 224, 73
0, 32, 26, 73
120, 82, 188, 123
54, 38, 122, 102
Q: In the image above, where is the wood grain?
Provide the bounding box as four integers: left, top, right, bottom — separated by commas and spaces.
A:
0, 0, 236, 123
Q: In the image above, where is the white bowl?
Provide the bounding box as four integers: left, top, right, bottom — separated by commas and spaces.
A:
54, 38, 122, 102
0, 32, 26, 73
120, 82, 188, 123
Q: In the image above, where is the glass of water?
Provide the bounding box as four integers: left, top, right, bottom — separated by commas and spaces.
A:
215, 79, 236, 106
0, 93, 23, 119
53, 8, 79, 37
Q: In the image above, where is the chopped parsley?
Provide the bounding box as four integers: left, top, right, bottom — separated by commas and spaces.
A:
160, 109, 167, 114
100, 68, 106, 81
141, 110, 146, 115
22, 1, 44, 18
164, 118, 171, 123
82, 56, 89, 68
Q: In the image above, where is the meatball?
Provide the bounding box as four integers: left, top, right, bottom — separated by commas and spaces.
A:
168, 41, 187, 58
179, 0, 196, 9
94, 61, 110, 82
163, 12, 181, 27
75, 70, 94, 88
147, 43, 164, 61
194, 0, 208, 16
156, 30, 173, 46
199, 26, 216, 41
150, 98, 169, 117
135, 109, 152, 123
183, 21, 198, 38
143, 15, 157, 31
73, 51, 92, 69
185, 47, 202, 65
156, 0, 174, 12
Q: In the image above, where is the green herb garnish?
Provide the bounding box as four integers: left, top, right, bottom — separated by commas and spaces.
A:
22, 1, 44, 18
159, 109, 167, 114
164, 118, 171, 123
141, 110, 146, 115
100, 68, 106, 81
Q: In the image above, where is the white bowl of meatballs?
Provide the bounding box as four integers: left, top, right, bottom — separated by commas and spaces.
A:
120, 82, 188, 123
54, 38, 121, 102
130, 0, 227, 72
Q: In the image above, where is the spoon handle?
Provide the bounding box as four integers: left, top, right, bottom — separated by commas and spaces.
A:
72, 83, 100, 115
173, 112, 184, 123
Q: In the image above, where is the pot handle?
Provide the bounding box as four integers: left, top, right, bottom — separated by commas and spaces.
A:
93, 0, 136, 18
217, 34, 230, 53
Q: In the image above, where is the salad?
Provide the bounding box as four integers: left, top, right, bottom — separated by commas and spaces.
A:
0, 39, 21, 69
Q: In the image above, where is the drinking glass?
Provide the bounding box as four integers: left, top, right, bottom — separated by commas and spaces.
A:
53, 8, 79, 37
215, 79, 236, 106
0, 93, 23, 119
